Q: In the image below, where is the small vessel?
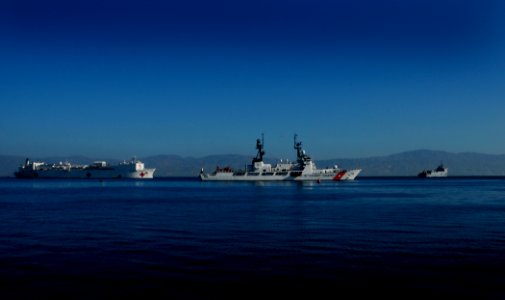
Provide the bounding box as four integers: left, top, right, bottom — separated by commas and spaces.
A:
14, 157, 155, 179
417, 163, 448, 178
200, 135, 361, 181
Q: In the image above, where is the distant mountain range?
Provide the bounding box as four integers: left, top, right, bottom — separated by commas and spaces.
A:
2, 150, 505, 177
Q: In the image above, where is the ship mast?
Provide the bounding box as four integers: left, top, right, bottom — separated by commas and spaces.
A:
294, 134, 301, 158
252, 134, 265, 163
294, 134, 311, 165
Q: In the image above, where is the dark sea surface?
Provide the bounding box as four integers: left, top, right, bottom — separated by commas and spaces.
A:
1, 177, 505, 299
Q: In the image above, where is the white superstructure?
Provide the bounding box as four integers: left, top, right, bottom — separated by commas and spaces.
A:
15, 157, 155, 179
200, 135, 361, 182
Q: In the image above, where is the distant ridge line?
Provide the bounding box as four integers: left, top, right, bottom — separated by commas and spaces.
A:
2, 150, 505, 177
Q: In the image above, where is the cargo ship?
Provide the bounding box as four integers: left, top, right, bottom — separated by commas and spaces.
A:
200, 135, 361, 181
14, 157, 155, 179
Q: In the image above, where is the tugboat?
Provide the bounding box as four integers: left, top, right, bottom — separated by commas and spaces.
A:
14, 157, 155, 179
200, 134, 361, 181
417, 163, 448, 178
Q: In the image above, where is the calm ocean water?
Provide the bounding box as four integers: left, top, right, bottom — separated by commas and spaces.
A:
1, 177, 505, 299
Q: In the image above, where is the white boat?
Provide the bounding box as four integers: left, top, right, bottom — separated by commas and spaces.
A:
14, 157, 155, 179
417, 163, 448, 178
200, 135, 361, 181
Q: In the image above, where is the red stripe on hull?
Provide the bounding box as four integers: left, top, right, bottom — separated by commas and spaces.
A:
333, 170, 346, 181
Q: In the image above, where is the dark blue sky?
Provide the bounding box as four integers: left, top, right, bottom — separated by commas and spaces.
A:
1, 0, 504, 159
